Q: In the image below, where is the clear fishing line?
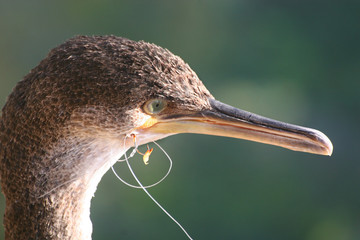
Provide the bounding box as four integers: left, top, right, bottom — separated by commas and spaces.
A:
111, 134, 193, 240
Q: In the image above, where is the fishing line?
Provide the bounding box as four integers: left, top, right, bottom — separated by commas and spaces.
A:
111, 136, 172, 189
111, 134, 193, 240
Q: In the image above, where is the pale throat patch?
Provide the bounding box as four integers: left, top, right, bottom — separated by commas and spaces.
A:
76, 138, 128, 239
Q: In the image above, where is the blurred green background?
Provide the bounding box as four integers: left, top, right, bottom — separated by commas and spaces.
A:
1, 1, 359, 239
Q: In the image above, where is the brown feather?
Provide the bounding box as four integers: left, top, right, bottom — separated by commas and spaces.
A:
0, 35, 212, 239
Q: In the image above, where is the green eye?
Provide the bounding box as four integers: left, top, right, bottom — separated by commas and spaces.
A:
144, 99, 167, 114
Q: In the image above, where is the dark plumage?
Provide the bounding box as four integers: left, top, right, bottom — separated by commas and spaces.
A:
0, 35, 212, 239
0, 35, 332, 240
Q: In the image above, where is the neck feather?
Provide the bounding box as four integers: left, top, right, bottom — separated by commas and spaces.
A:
2, 137, 127, 240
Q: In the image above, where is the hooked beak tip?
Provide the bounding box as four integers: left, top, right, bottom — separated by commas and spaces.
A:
315, 129, 333, 156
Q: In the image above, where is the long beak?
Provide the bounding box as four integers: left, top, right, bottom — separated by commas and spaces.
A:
138, 98, 333, 156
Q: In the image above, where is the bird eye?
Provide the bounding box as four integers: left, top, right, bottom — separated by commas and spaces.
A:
144, 99, 167, 114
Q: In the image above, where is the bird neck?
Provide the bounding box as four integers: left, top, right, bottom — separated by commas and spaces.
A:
2, 137, 127, 240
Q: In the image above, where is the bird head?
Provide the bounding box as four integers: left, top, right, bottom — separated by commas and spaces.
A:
31, 35, 332, 156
